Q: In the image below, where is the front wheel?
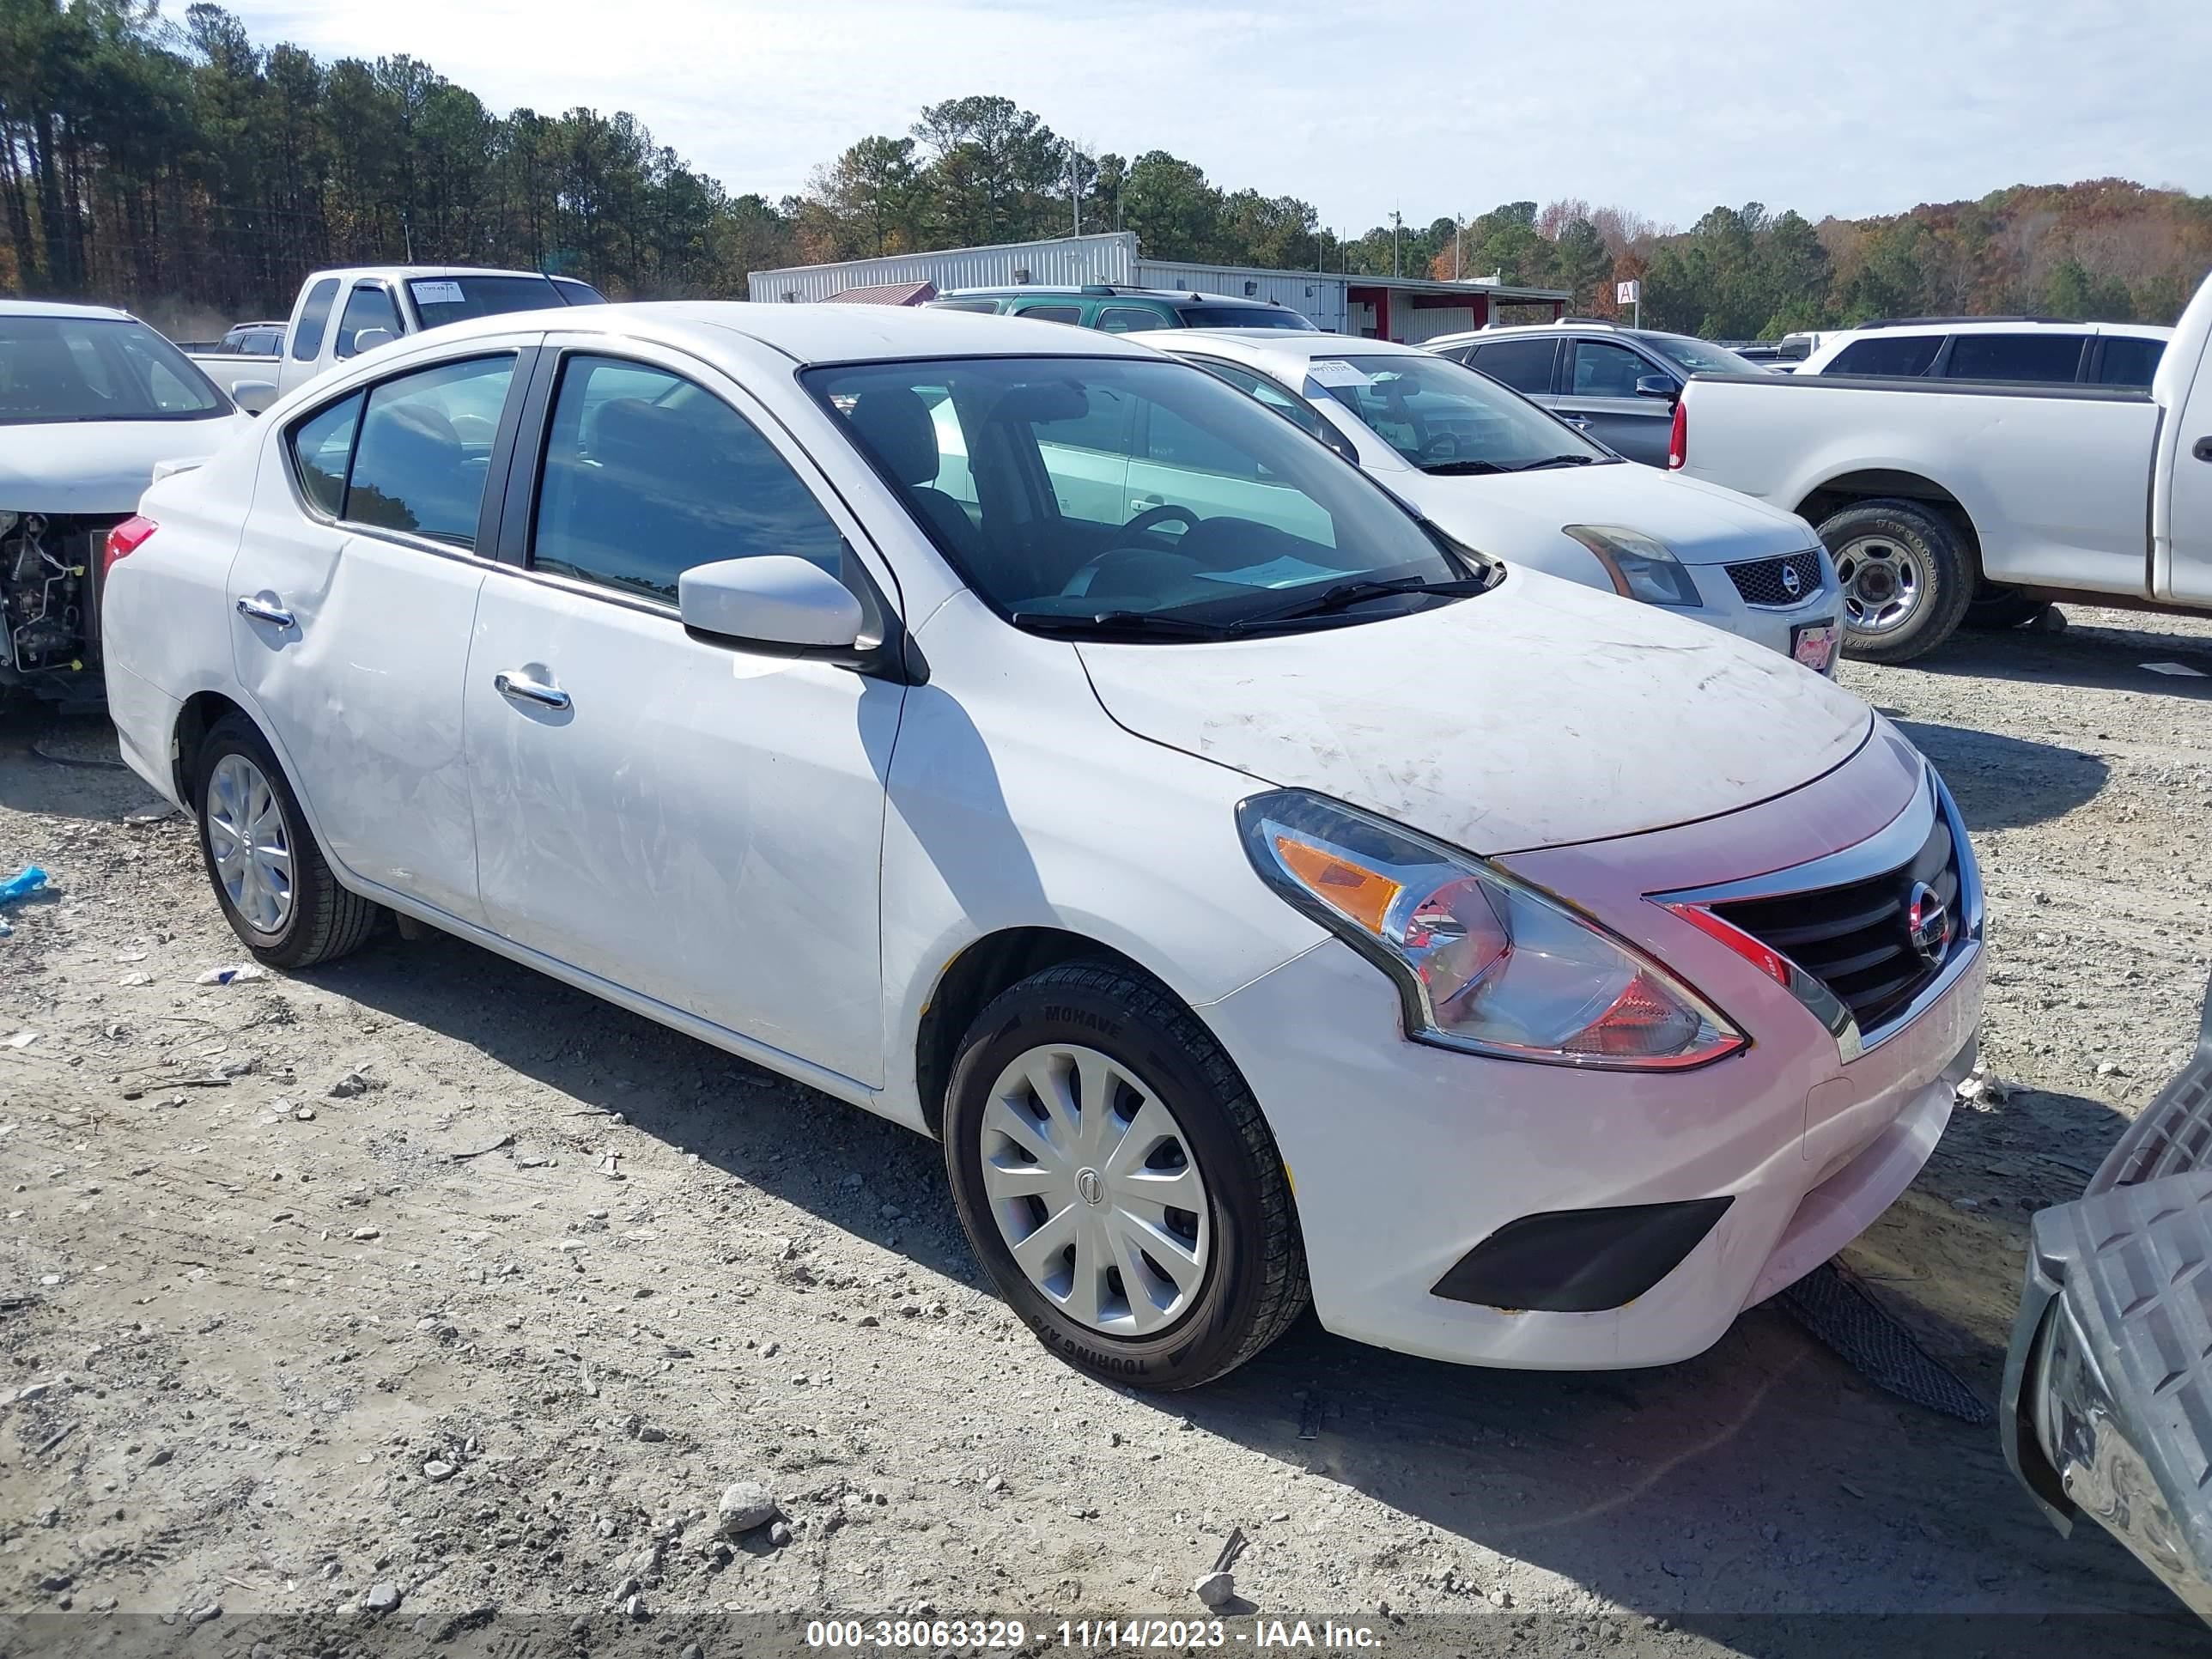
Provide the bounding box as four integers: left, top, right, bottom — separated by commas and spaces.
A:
192, 714, 379, 969
1820, 498, 1975, 665
942, 962, 1309, 1389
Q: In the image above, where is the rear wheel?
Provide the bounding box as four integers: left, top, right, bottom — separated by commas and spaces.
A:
942, 962, 1308, 1389
1820, 498, 1974, 665
192, 715, 378, 969
1962, 582, 2052, 631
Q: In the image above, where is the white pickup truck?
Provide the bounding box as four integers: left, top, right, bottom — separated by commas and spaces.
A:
186, 266, 603, 411
1673, 270, 2212, 661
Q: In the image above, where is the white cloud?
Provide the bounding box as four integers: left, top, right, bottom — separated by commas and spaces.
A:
230, 0, 2212, 232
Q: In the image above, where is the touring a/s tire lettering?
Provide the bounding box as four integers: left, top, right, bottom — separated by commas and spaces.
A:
942, 961, 1310, 1390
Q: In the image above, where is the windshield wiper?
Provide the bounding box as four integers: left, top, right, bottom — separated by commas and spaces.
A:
1227, 574, 1494, 634
1509, 453, 1602, 471
1417, 459, 1508, 476
1010, 609, 1237, 640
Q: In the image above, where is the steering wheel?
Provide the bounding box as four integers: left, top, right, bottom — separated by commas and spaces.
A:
1120, 502, 1200, 541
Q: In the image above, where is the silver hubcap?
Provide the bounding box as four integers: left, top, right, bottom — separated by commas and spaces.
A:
980, 1043, 1211, 1336
1833, 535, 1926, 635
206, 753, 294, 934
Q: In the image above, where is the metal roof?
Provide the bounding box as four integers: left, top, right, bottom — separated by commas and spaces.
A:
825, 281, 939, 307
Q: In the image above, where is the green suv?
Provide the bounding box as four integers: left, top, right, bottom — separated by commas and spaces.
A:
927, 284, 1319, 332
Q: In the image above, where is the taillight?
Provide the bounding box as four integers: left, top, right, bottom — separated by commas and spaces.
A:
102, 515, 158, 582
1666, 399, 1687, 470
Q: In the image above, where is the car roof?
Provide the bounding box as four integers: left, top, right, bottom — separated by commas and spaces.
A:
307, 265, 568, 286
388, 299, 1165, 368
1126, 328, 1429, 373
939, 285, 1288, 307
0, 298, 137, 322
1824, 318, 2173, 339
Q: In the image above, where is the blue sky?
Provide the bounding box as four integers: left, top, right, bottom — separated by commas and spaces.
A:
232, 0, 2211, 233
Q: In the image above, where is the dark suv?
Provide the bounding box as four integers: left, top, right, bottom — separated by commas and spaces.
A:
1425, 322, 1764, 466
927, 284, 1319, 333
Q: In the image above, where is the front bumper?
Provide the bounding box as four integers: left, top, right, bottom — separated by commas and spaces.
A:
2002, 971, 2212, 1626
1674, 555, 1843, 673
1204, 726, 1982, 1370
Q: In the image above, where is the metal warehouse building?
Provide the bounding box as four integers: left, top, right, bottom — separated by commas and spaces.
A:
747, 232, 1569, 343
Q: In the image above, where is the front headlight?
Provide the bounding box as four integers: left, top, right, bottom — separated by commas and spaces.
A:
1237, 790, 1744, 1069
1564, 525, 1702, 607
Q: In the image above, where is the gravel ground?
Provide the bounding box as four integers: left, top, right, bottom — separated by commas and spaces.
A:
4, 606, 2212, 1652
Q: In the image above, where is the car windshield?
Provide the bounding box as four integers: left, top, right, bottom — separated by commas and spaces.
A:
405, 274, 573, 331
0, 314, 229, 424
1178, 307, 1318, 331
1643, 333, 1763, 377
1311, 353, 1610, 471
807, 355, 1487, 638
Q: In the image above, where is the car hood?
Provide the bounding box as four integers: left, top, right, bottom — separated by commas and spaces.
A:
0, 415, 251, 513
1384, 458, 1816, 565
1076, 567, 1873, 855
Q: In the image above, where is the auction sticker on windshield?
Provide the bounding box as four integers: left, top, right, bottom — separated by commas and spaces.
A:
410, 280, 465, 305
1307, 360, 1371, 386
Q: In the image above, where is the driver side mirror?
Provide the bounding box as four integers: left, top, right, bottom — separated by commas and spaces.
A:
1635, 374, 1679, 404
678, 556, 864, 652
228, 378, 276, 415
349, 327, 397, 356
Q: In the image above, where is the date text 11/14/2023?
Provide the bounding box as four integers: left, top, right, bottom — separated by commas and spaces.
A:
804, 1619, 1385, 1650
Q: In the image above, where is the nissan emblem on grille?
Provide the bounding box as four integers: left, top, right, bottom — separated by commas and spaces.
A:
1781, 563, 1802, 599
1906, 881, 1952, 968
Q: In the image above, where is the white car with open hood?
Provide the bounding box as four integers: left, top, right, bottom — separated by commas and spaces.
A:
100, 303, 1983, 1389
1, 299, 253, 701
1128, 329, 1845, 672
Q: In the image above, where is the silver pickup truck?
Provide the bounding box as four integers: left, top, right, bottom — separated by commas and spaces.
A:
185, 267, 604, 410
1671, 270, 2212, 662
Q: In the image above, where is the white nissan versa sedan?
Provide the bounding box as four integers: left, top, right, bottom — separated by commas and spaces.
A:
101, 304, 1985, 1389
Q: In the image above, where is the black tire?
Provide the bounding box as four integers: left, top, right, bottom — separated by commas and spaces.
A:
1818, 498, 1975, 665
191, 714, 379, 969
942, 962, 1309, 1390
1962, 581, 2052, 631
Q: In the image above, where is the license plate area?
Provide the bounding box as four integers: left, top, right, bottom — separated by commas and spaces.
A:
1793, 620, 1839, 674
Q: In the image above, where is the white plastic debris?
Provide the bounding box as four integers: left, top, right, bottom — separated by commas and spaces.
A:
196, 963, 270, 986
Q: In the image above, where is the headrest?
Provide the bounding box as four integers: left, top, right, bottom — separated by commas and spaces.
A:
844, 386, 942, 487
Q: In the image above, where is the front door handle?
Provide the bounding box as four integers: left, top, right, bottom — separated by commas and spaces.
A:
2194, 435, 2212, 462
494, 670, 571, 711
235, 594, 295, 628
1130, 494, 1164, 512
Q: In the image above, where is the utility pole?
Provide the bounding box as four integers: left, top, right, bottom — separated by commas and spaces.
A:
1455, 216, 1463, 281
1069, 143, 1080, 238
1391, 210, 1403, 277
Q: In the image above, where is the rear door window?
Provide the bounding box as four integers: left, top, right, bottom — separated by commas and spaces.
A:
1467, 337, 1559, 393
1943, 332, 2086, 384
1826, 335, 1943, 377
291, 278, 341, 362
289, 392, 364, 516
343, 355, 517, 548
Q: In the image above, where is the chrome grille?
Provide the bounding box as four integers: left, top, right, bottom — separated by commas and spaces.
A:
1711, 811, 1960, 1034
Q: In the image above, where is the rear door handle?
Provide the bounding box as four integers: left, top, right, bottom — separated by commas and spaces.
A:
2194, 436, 2212, 462
235, 594, 295, 628
494, 670, 571, 711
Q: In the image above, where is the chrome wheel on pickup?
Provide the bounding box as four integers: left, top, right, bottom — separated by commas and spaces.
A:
1817, 498, 1976, 665
1833, 534, 1924, 636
